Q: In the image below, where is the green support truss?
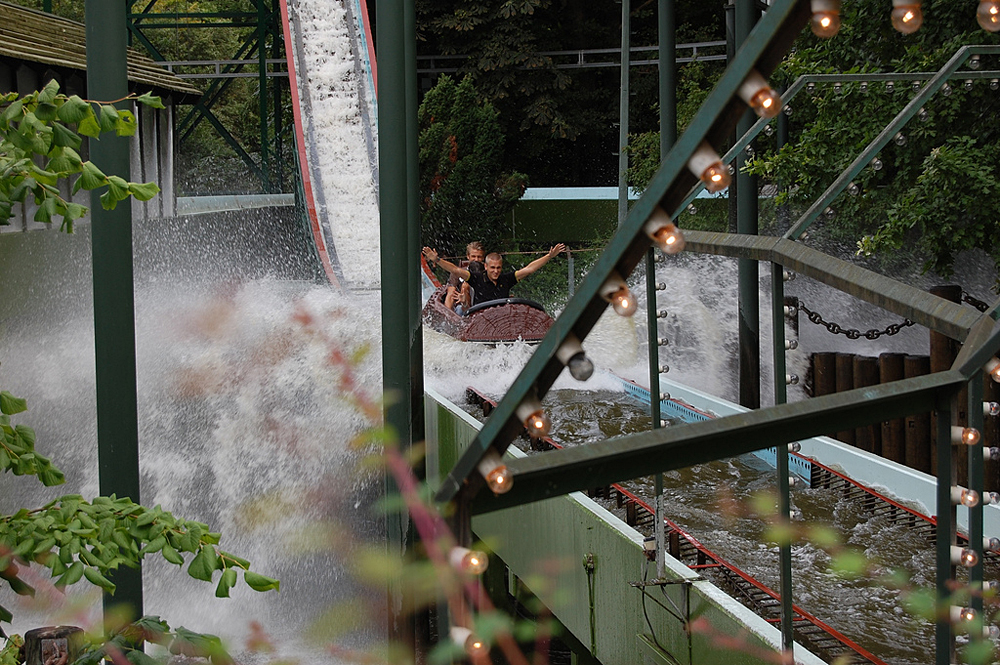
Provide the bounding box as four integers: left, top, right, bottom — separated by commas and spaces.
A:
432, 2, 1000, 662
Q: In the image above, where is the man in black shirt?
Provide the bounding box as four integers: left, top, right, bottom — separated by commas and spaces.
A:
423, 244, 567, 308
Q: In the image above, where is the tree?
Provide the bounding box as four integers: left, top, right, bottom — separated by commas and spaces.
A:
0, 83, 277, 643
419, 75, 527, 255
744, 0, 1000, 277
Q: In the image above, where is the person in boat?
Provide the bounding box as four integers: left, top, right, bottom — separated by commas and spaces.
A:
444, 241, 485, 313
423, 243, 567, 308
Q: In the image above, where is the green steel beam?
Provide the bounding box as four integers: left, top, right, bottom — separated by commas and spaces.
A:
435, 0, 811, 506
469, 371, 964, 515
682, 230, 979, 341
85, 0, 143, 621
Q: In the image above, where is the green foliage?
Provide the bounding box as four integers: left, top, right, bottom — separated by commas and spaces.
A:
0, 388, 277, 638
0, 81, 162, 232
419, 75, 528, 255
745, 0, 1000, 277
72, 615, 234, 665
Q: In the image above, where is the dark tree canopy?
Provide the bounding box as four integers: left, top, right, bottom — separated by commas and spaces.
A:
419, 75, 527, 256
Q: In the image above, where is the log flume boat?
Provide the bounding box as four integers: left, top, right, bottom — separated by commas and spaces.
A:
420, 259, 554, 344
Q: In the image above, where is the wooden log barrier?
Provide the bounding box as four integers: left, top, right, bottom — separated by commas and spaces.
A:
904, 354, 932, 474
853, 355, 881, 455
835, 352, 856, 445
880, 352, 906, 464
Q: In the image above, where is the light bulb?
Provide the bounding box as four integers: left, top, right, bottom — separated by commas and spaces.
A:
984, 401, 1000, 416
659, 364, 670, 374
450, 627, 489, 658
918, 107, 930, 121
984, 447, 1000, 462
785, 339, 798, 350
687, 141, 730, 193
556, 333, 594, 381
601, 272, 637, 317
477, 449, 512, 494
859, 82, 869, 94
657, 309, 669, 318
655, 282, 667, 291
806, 82, 816, 94
985, 357, 1000, 383
687, 203, 697, 215
823, 207, 836, 219
450, 546, 488, 575
782, 270, 796, 282
811, 8, 841, 38
965, 79, 975, 92
782, 104, 793, 116
894, 132, 907, 146
992, 79, 1000, 91
952, 545, 979, 567
738, 70, 782, 119
942, 83, 953, 96
980, 0, 1000, 31
971, 54, 982, 70
790, 442, 802, 453
984, 624, 1000, 640
763, 124, 775, 137
848, 181, 861, 196
833, 82, 843, 94
644, 207, 686, 254
953, 425, 981, 446
885, 81, 895, 94
659, 391, 670, 400
951, 606, 977, 624
657, 337, 669, 346
524, 410, 550, 436
911, 80, 922, 92
984, 536, 1000, 550
871, 157, 883, 171
890, 2, 922, 34
953, 486, 980, 507
786, 374, 800, 385
985, 491, 1000, 505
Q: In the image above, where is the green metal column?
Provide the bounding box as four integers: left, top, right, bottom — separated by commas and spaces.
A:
85, 0, 143, 621
968, 376, 985, 639
257, 0, 271, 192
649, 0, 675, 579
735, 0, 760, 409
617, 0, 630, 226
935, 397, 955, 664
770, 264, 793, 653
405, 0, 424, 457
378, 0, 420, 651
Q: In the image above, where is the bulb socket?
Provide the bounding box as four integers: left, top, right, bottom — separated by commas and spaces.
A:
687, 141, 730, 193
478, 449, 512, 494
644, 206, 686, 255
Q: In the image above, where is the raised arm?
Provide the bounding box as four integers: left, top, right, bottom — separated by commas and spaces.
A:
515, 243, 567, 281
422, 247, 470, 280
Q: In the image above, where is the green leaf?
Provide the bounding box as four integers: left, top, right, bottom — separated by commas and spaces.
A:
0, 391, 27, 415
161, 544, 184, 566
1, 99, 23, 123
129, 181, 160, 202
136, 92, 165, 109
215, 567, 237, 598
56, 561, 85, 588
243, 570, 280, 592
50, 122, 83, 150
187, 546, 219, 582
115, 109, 137, 137
77, 109, 101, 138
56, 95, 91, 124
106, 175, 131, 202
0, 604, 11, 623
98, 105, 119, 132
14, 424, 34, 447
75, 161, 107, 192
83, 566, 116, 593
37, 79, 59, 105
125, 650, 157, 665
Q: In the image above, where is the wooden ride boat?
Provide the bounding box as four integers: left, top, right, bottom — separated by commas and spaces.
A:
422, 286, 554, 344
420, 256, 554, 343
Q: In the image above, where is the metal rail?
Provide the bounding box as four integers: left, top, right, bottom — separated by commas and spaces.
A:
156, 59, 289, 78
465, 386, 887, 665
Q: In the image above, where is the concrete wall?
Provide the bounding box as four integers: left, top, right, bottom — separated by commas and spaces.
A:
424, 387, 825, 665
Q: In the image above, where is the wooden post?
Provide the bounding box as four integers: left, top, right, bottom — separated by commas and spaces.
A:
905, 355, 932, 473
853, 356, 880, 454
880, 353, 906, 463
24, 626, 83, 665
835, 353, 856, 445
812, 352, 837, 398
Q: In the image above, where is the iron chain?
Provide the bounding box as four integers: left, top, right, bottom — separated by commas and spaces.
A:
794, 301, 915, 340
962, 291, 990, 312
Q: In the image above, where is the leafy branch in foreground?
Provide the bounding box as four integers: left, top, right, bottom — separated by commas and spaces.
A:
73, 615, 235, 665
0, 79, 163, 231
0, 388, 279, 638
